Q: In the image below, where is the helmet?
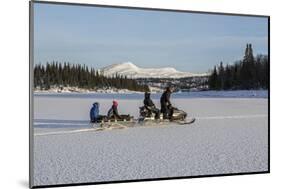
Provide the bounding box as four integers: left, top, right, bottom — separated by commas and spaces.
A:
166, 86, 171, 92
144, 92, 151, 99
113, 100, 118, 107
93, 102, 99, 107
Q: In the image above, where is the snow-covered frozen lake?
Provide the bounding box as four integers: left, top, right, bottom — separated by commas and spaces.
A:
35, 90, 268, 99
32, 91, 269, 186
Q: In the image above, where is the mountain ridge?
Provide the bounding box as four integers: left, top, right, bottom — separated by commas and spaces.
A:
100, 62, 208, 79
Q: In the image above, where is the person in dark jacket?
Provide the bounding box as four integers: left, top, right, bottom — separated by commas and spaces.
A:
107, 100, 122, 120
143, 92, 160, 119
160, 87, 174, 119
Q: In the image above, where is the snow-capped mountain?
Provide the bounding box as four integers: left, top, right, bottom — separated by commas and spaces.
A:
100, 62, 208, 78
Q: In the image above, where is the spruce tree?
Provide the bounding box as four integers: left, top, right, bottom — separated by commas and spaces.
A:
218, 61, 225, 89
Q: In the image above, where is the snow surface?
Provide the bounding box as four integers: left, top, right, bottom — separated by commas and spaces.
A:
99, 62, 208, 78
32, 94, 268, 186
34, 90, 268, 99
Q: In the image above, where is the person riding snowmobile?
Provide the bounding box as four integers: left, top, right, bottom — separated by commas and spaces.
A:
107, 100, 122, 120
160, 87, 174, 120
143, 92, 160, 119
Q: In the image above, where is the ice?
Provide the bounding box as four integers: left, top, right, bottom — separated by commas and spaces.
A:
32, 93, 268, 186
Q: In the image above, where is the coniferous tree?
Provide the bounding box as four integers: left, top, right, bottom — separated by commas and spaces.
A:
224, 64, 232, 90
208, 66, 218, 90
218, 61, 225, 89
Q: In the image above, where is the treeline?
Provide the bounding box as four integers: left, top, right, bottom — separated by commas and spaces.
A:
34, 62, 149, 92
209, 44, 268, 90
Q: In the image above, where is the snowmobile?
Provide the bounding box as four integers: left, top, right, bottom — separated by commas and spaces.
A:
138, 106, 195, 125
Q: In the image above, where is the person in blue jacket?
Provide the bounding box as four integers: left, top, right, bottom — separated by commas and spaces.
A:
90, 102, 100, 123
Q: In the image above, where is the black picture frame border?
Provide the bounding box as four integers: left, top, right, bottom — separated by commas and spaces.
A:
29, 1, 270, 188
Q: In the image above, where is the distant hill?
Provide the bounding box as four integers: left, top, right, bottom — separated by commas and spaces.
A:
99, 62, 208, 79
